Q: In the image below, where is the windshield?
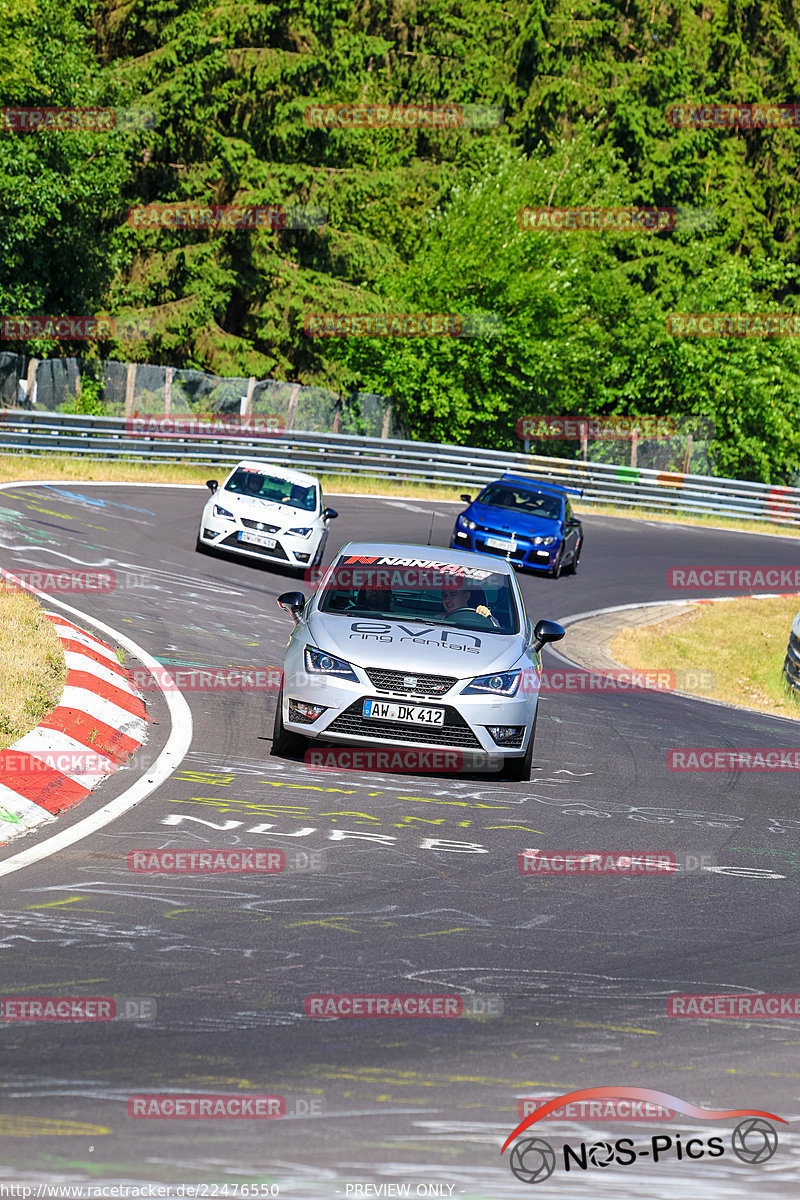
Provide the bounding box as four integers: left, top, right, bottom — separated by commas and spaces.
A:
478, 484, 562, 521
318, 558, 520, 634
224, 468, 317, 512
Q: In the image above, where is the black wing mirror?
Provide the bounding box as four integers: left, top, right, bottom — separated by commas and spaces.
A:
460, 493, 472, 503
322, 507, 338, 520
533, 618, 566, 653
206, 479, 219, 494
277, 591, 306, 624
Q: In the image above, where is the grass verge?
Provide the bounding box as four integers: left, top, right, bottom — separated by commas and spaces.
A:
0, 588, 66, 750
0, 452, 797, 539
610, 595, 800, 721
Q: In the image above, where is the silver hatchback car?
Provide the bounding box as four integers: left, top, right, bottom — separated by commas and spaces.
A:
272, 542, 565, 779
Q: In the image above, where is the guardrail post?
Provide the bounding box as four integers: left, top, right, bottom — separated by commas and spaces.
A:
381, 404, 393, 439
783, 609, 800, 700
240, 376, 255, 416
682, 433, 693, 474
630, 427, 638, 469
285, 382, 300, 430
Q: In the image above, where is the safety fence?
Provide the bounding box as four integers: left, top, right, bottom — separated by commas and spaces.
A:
1, 408, 799, 527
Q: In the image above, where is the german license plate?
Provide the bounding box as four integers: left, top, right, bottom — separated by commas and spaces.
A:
486, 536, 515, 551
362, 699, 445, 726
240, 531, 277, 548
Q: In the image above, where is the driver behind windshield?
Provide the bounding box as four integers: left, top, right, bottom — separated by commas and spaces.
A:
440, 585, 499, 627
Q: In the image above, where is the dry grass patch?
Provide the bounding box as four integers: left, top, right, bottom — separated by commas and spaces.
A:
0, 589, 66, 749
610, 595, 800, 721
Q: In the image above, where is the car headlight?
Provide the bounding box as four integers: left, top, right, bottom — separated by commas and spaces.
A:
304, 645, 359, 682
462, 669, 521, 697
288, 526, 313, 538
457, 514, 477, 531
533, 536, 556, 546
213, 504, 235, 521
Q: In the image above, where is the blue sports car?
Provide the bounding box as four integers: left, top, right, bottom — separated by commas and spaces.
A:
450, 474, 583, 578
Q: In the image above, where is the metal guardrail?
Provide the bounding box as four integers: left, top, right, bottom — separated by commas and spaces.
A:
784, 610, 800, 697
1, 408, 799, 527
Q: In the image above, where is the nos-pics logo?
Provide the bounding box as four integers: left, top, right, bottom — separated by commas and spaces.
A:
501, 1087, 783, 1184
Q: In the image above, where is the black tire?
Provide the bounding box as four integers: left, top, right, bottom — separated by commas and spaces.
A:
549, 547, 564, 579
195, 536, 209, 555
563, 539, 582, 576
271, 685, 308, 758
501, 710, 537, 782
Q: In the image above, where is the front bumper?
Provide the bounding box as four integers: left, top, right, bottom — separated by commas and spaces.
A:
450, 528, 561, 572
199, 517, 318, 566
280, 672, 537, 758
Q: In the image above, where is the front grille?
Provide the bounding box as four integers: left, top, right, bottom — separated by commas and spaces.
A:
241, 518, 280, 533
221, 533, 289, 560
364, 668, 456, 698
327, 700, 482, 748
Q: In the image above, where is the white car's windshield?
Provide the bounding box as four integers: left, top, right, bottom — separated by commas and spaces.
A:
225, 468, 317, 512
318, 560, 519, 634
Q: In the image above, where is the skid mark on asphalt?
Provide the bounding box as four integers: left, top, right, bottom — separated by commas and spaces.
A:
0, 1115, 111, 1136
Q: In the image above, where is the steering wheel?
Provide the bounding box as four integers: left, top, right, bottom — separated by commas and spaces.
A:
445, 606, 500, 628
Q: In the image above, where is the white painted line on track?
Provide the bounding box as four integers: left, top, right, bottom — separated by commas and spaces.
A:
0, 579, 193, 879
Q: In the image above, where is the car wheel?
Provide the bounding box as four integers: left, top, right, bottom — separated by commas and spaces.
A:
501, 710, 537, 782
563, 539, 582, 576
549, 548, 564, 579
271, 685, 308, 758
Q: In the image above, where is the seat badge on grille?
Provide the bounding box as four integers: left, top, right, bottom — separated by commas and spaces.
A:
403, 676, 418, 688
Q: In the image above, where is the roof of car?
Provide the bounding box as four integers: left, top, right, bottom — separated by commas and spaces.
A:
228, 460, 319, 487
334, 541, 516, 575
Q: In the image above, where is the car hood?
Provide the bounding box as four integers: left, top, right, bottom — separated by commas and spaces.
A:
213, 493, 316, 523
469, 503, 561, 536
306, 610, 525, 679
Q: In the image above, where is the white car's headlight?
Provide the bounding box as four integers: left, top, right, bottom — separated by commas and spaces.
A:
304, 645, 359, 682
213, 504, 235, 521
533, 536, 556, 545
288, 526, 313, 538
462, 670, 521, 697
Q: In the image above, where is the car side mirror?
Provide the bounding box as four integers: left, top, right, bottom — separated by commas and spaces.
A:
323, 508, 338, 520
460, 494, 472, 503
533, 618, 566, 653
206, 479, 219, 494
277, 591, 306, 624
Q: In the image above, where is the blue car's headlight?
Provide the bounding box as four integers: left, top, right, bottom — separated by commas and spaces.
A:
457, 514, 477, 531
213, 504, 235, 521
533, 536, 556, 545
304, 645, 359, 682
462, 670, 521, 697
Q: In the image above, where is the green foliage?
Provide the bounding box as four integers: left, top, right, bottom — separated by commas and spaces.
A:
62, 375, 108, 415
3, 0, 800, 480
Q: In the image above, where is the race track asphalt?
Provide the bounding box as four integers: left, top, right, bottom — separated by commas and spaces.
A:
0, 482, 798, 1198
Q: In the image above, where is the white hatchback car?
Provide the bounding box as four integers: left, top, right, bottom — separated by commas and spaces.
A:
196, 460, 338, 574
